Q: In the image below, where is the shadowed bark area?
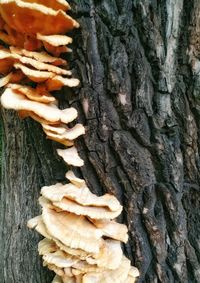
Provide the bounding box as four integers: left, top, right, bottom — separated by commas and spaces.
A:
1, 0, 200, 282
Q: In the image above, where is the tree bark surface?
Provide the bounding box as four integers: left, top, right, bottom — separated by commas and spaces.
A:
1, 1, 200, 283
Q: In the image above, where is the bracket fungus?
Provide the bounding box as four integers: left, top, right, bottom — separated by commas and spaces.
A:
0, 0, 79, 35
57, 147, 84, 167
0, 1, 139, 282
10, 46, 67, 66
37, 33, 72, 47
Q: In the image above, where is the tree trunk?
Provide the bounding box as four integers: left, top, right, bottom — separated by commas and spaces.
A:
1, 0, 200, 282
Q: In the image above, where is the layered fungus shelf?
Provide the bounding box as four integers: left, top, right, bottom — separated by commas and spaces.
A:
0, 1, 139, 282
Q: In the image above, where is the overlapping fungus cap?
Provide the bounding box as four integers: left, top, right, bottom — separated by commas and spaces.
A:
10, 46, 67, 66
0, 88, 78, 124
22, 0, 71, 11
81, 256, 131, 283
0, 18, 30, 47
33, 232, 138, 282
43, 250, 79, 269
45, 75, 80, 91
42, 124, 85, 141
9, 84, 56, 103
18, 110, 61, 125
0, 71, 23, 88
37, 34, 72, 47
50, 198, 122, 220
0, 72, 13, 87
45, 133, 74, 147
27, 215, 51, 239
40, 177, 123, 220
37, 237, 125, 275
65, 171, 86, 187
13, 63, 54, 82
0, 0, 79, 35
0, 47, 19, 73
0, 47, 79, 88
17, 56, 71, 75
57, 147, 84, 167
85, 239, 123, 270
29, 199, 125, 257
27, 173, 139, 282
42, 207, 103, 254
42, 43, 71, 57
89, 218, 128, 243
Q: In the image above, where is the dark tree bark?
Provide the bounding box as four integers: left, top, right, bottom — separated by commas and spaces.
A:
1, 0, 200, 282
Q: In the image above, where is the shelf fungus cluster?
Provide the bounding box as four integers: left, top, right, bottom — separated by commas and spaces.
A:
27, 172, 139, 282
0, 1, 139, 282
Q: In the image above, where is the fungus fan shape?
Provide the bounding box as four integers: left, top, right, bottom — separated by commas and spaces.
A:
0, 1, 139, 282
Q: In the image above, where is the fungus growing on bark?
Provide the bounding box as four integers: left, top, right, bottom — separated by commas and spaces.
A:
0, 0, 79, 34
14, 63, 54, 82
0, 72, 12, 87
52, 275, 63, 283
22, 0, 71, 11
45, 75, 80, 91
65, 170, 86, 187
37, 33, 72, 46
42, 123, 85, 141
80, 256, 131, 282
1, 88, 78, 124
0, 48, 19, 73
42, 207, 103, 254
0, 1, 139, 282
9, 84, 56, 103
50, 198, 122, 220
57, 147, 84, 167
85, 239, 123, 270
17, 56, 71, 75
89, 219, 128, 243
41, 181, 121, 212
10, 46, 67, 65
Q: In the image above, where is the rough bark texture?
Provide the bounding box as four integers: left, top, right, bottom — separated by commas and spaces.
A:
1, 0, 200, 282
